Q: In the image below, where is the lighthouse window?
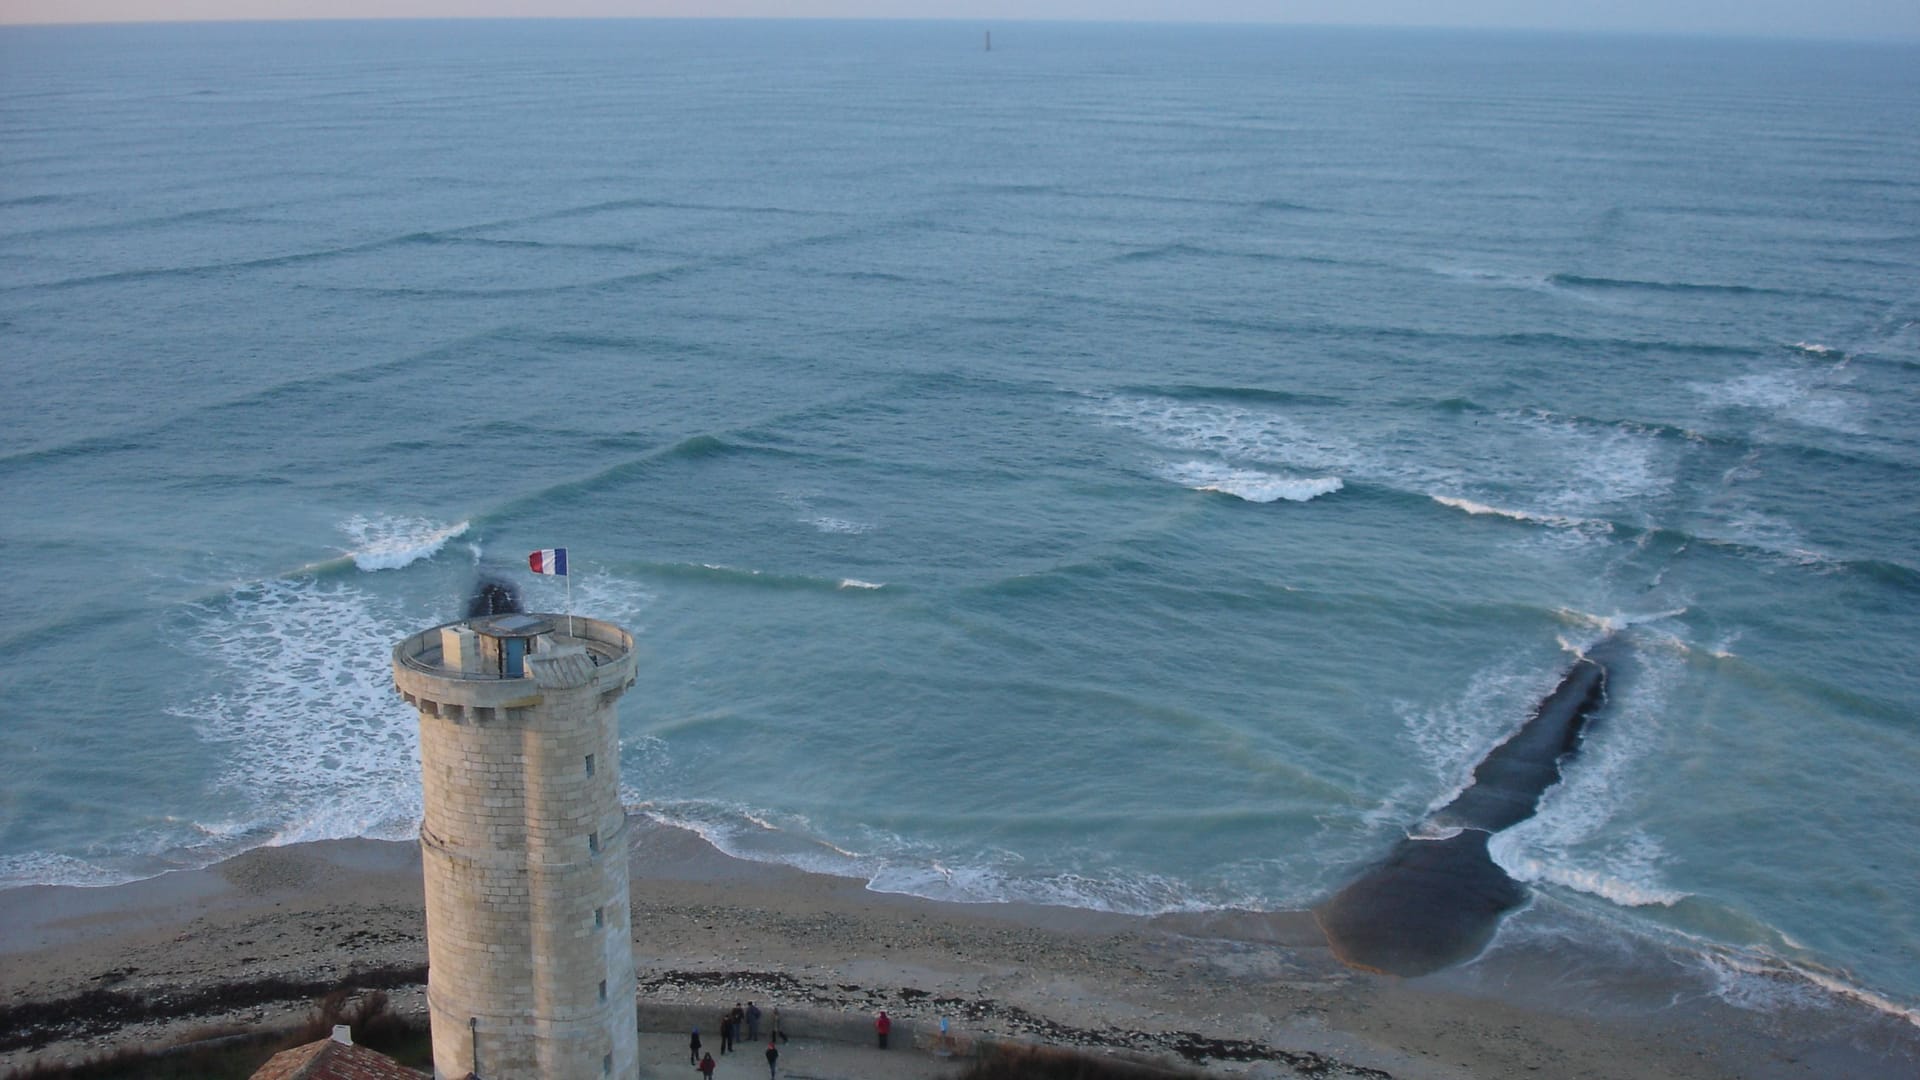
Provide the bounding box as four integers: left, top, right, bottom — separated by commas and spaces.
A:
588, 831, 600, 855
603, 1053, 613, 1075
594, 906, 604, 929
585, 753, 595, 777
599, 979, 608, 1002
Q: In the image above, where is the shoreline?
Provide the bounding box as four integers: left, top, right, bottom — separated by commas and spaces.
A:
3, 820, 1915, 1079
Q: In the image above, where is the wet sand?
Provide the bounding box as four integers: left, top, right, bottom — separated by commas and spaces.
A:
2, 818, 1914, 1079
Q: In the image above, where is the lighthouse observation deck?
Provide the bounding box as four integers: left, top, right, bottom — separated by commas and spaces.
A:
395, 612, 631, 679
392, 613, 637, 716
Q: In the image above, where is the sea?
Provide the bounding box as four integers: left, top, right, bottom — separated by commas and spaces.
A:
2, 18, 1917, 1037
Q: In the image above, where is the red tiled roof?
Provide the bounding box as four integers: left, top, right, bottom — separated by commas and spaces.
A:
249, 1036, 429, 1080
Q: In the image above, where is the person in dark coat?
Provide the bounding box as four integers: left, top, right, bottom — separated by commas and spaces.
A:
765, 1041, 779, 1080
689, 1027, 702, 1065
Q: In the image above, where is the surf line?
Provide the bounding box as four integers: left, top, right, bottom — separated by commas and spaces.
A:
1313, 636, 1624, 976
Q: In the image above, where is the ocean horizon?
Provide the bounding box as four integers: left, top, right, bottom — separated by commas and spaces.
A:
2, 18, 1916, 1033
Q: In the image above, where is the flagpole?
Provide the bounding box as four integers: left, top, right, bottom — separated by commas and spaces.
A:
531, 547, 577, 638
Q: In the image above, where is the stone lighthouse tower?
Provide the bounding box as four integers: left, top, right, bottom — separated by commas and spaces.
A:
392, 612, 639, 1079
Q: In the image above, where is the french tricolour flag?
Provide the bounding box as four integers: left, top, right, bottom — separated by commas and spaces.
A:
528, 548, 567, 576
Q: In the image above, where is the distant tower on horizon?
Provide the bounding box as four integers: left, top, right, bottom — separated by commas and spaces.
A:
393, 611, 640, 1080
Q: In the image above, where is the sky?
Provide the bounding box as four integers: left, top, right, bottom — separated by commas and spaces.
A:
0, 0, 1916, 41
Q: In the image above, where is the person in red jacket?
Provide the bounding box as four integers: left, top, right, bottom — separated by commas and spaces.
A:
875, 1010, 892, 1049
699, 1051, 716, 1079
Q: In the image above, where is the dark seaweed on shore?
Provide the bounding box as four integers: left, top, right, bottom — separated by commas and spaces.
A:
957, 1044, 1207, 1080
0, 965, 426, 1054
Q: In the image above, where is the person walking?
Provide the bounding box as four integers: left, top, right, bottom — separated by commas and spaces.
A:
699, 1051, 716, 1079
875, 1009, 892, 1049
745, 1001, 762, 1042
764, 1041, 778, 1080
689, 1027, 702, 1066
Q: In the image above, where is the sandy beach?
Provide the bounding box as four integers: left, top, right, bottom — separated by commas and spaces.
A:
2, 818, 1914, 1079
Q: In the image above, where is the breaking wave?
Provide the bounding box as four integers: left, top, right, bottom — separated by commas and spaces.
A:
340, 514, 469, 571
1431, 495, 1608, 532
1162, 461, 1343, 503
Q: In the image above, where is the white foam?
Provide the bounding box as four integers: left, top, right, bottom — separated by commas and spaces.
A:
641, 802, 879, 886
1701, 949, 1837, 1013
1489, 646, 1691, 913
1081, 392, 1670, 530
1706, 630, 1743, 659
1789, 968, 1920, 1029
1432, 495, 1602, 531
1698, 371, 1800, 411
1782, 394, 1865, 433
1079, 394, 1357, 474
1690, 370, 1864, 434
858, 846, 1255, 915
913, 866, 1222, 914
1699, 946, 1920, 1027
169, 578, 426, 847
1693, 454, 1836, 566
616, 737, 671, 813
1398, 655, 1568, 815
1789, 341, 1837, 356
0, 817, 302, 889
642, 802, 1264, 917
737, 808, 791, 835
1553, 612, 1611, 639
339, 514, 469, 572
811, 516, 874, 534
1708, 508, 1830, 567
1512, 410, 1671, 514
1161, 460, 1342, 503
1560, 917, 1920, 1029
1491, 830, 1689, 907
838, 578, 885, 590
0, 851, 129, 889
1357, 782, 1428, 834
1434, 494, 1517, 518
779, 489, 875, 535
1553, 606, 1688, 634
